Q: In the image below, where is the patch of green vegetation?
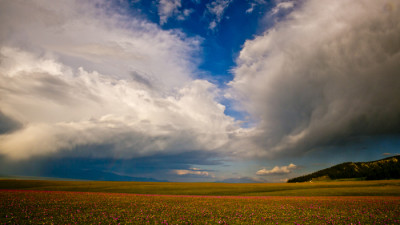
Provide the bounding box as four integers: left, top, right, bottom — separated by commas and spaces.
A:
334, 177, 366, 181
310, 177, 366, 182
1, 179, 400, 196
311, 175, 331, 182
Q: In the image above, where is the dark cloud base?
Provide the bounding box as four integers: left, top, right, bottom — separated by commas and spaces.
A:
0, 150, 222, 182
231, 0, 400, 158
0, 111, 22, 135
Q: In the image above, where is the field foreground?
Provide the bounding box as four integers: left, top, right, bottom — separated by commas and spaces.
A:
1, 179, 400, 196
1, 190, 400, 224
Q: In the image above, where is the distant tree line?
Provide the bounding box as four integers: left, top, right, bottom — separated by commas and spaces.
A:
287, 156, 400, 183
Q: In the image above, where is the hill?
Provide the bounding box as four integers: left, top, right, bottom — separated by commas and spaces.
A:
288, 156, 400, 183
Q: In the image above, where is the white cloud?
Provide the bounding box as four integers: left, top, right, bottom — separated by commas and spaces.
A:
256, 163, 297, 175
279, 178, 289, 183
0, 0, 241, 160
208, 21, 217, 30
246, 4, 256, 14
157, 0, 182, 25
246, 0, 266, 14
173, 168, 214, 177
0, 0, 200, 91
230, 0, 400, 158
206, 0, 232, 30
270, 1, 295, 15
176, 9, 194, 21
157, 0, 193, 24
0, 48, 237, 159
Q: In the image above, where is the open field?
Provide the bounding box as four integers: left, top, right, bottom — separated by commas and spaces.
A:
1, 179, 400, 196
2, 180, 400, 224
1, 190, 399, 224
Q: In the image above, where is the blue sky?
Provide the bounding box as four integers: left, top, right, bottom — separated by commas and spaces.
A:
0, 0, 399, 182
125, 0, 274, 121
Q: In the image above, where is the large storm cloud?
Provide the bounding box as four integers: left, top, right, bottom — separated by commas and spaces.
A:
230, 0, 400, 157
0, 0, 240, 161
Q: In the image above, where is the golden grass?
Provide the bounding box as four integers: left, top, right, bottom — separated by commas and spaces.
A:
1, 179, 400, 196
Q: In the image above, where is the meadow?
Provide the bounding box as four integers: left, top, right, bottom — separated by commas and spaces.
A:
1, 179, 400, 196
1, 190, 400, 224
1, 180, 400, 224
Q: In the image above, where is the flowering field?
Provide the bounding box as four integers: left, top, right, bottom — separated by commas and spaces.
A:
2, 179, 400, 196
1, 190, 399, 224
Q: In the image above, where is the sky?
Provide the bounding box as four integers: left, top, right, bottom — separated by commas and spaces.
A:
0, 0, 399, 183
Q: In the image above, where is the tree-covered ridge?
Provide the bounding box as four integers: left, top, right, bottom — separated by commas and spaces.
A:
288, 156, 400, 183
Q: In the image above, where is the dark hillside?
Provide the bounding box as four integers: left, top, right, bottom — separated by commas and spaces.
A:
288, 156, 400, 183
